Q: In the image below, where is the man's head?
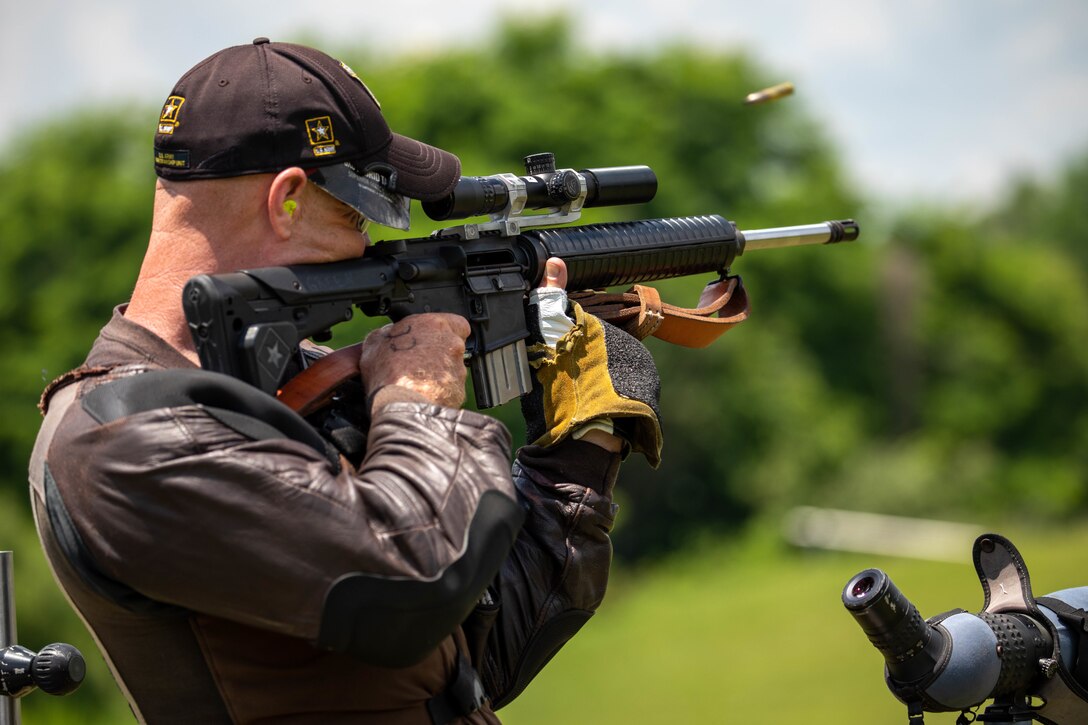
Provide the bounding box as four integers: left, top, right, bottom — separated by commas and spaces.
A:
153, 38, 460, 232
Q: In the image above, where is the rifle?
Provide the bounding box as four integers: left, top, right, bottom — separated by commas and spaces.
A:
182, 153, 858, 412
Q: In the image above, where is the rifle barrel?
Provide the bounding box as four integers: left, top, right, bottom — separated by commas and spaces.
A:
523, 216, 857, 290
740, 219, 858, 252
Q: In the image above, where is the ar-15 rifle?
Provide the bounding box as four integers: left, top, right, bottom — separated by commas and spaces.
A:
182, 153, 858, 411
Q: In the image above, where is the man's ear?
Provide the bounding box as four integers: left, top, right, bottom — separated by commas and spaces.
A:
268, 167, 309, 240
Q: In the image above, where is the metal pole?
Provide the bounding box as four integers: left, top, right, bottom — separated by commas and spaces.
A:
1, 551, 20, 725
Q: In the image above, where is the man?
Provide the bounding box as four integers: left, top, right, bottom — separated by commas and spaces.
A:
29, 39, 661, 723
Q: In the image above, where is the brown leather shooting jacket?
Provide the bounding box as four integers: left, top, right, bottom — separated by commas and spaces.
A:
30, 308, 621, 724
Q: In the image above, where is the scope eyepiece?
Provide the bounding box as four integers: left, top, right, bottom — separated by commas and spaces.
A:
843, 569, 884, 608
843, 569, 947, 684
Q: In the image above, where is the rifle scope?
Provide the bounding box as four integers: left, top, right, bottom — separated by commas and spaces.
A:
422, 153, 658, 221
843, 568, 1054, 711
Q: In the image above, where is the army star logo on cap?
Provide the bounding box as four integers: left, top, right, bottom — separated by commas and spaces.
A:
305, 116, 337, 157
158, 95, 185, 135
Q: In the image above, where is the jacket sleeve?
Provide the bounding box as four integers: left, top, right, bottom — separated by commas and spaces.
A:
476, 438, 622, 708
47, 390, 523, 667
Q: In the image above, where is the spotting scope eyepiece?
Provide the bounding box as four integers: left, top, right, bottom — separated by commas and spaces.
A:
842, 569, 947, 684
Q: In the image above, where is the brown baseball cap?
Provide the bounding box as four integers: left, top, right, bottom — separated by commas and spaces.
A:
153, 38, 460, 229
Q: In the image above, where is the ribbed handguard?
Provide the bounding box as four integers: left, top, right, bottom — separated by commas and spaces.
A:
520, 215, 740, 289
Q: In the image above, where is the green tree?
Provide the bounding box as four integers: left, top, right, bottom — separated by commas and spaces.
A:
814, 177, 1088, 522
0, 111, 153, 479
0, 111, 153, 722
993, 150, 1088, 268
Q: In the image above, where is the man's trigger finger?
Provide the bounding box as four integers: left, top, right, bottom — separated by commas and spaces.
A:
447, 315, 471, 340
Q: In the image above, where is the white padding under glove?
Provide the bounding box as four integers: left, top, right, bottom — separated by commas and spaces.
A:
527, 285, 614, 440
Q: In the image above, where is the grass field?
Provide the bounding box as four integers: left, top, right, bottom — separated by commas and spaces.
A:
502, 516, 1088, 724
10, 508, 1088, 724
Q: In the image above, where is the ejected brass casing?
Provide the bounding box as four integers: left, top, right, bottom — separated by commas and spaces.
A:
744, 81, 795, 105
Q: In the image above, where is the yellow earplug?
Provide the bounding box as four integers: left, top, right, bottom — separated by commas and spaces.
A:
283, 199, 298, 218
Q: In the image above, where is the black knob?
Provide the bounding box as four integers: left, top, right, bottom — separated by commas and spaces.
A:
523, 152, 556, 175
547, 170, 582, 203
32, 643, 85, 696
1, 643, 85, 697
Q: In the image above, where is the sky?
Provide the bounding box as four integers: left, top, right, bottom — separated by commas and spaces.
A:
4, 0, 1087, 207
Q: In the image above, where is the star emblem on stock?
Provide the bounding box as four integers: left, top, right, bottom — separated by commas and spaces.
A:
265, 340, 285, 368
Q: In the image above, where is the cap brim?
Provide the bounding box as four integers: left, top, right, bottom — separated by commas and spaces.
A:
309, 163, 412, 230
310, 135, 460, 231
383, 134, 461, 202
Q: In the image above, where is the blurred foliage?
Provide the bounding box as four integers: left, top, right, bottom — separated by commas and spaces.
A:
0, 110, 154, 478
0, 110, 155, 721
1, 15, 1086, 722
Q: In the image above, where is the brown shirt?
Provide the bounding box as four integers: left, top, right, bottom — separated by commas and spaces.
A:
30, 308, 621, 724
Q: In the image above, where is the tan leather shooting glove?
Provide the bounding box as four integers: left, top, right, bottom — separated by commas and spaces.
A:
521, 286, 663, 467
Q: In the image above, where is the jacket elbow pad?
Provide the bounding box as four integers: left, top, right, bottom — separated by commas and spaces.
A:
317, 490, 525, 667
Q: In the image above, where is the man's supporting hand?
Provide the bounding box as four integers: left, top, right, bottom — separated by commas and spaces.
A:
359, 313, 470, 409
524, 257, 663, 464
